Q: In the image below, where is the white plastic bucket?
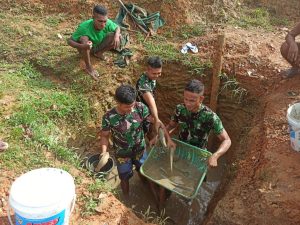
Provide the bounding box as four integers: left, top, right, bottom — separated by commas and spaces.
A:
287, 103, 300, 152
8, 168, 76, 225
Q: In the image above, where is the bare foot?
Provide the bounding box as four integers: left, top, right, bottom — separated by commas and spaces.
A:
85, 67, 100, 81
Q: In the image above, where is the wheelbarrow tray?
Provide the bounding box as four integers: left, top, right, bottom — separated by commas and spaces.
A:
140, 138, 211, 199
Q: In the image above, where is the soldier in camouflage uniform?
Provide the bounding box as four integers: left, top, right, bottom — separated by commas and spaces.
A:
136, 56, 163, 133
167, 79, 231, 167
136, 57, 173, 209
100, 84, 176, 196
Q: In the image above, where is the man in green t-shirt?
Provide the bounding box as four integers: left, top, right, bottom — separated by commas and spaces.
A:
68, 5, 121, 80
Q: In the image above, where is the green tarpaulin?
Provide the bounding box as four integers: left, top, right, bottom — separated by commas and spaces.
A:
113, 3, 165, 67
114, 3, 165, 33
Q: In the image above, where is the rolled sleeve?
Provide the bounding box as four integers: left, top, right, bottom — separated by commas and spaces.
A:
105, 19, 118, 33
71, 24, 86, 42
212, 114, 224, 135
101, 115, 111, 131
141, 103, 150, 119
137, 82, 152, 96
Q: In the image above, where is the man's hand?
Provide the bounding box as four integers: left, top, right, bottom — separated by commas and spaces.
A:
82, 43, 92, 50
167, 138, 176, 151
87, 41, 93, 49
207, 129, 231, 168
287, 42, 299, 63
208, 154, 218, 167
154, 119, 162, 134
149, 136, 158, 148
113, 34, 120, 49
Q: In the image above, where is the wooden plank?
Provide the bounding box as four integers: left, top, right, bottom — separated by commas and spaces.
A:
210, 34, 225, 111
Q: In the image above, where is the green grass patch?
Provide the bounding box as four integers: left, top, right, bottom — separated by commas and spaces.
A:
230, 5, 292, 29
0, 145, 27, 169
219, 73, 248, 103
142, 36, 212, 76
182, 56, 213, 77
6, 88, 90, 165
18, 60, 42, 79
179, 23, 206, 39
88, 178, 113, 193
138, 206, 170, 225
81, 195, 100, 216
79, 178, 115, 216
0, 60, 92, 170
236, 8, 271, 29
162, 22, 206, 41
44, 14, 67, 27
144, 40, 178, 61
270, 16, 291, 27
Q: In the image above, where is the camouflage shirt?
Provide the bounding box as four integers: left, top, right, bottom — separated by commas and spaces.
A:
136, 73, 156, 107
171, 103, 224, 149
102, 102, 150, 158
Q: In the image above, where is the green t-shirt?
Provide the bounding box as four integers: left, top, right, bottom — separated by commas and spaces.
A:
72, 19, 118, 47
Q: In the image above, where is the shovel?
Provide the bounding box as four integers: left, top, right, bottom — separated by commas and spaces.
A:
158, 127, 167, 148
158, 127, 175, 172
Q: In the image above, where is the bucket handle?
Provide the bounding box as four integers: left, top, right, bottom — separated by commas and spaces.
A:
7, 202, 14, 225
71, 194, 76, 213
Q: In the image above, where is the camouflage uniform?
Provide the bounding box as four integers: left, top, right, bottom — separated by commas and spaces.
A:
171, 103, 224, 150
102, 102, 150, 179
136, 73, 156, 108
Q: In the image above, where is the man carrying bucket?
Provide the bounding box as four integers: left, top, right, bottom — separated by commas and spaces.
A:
280, 22, 300, 78
100, 84, 176, 198
166, 79, 231, 167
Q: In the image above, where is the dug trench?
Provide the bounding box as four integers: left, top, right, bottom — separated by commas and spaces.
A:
84, 59, 261, 225
25, 28, 257, 225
